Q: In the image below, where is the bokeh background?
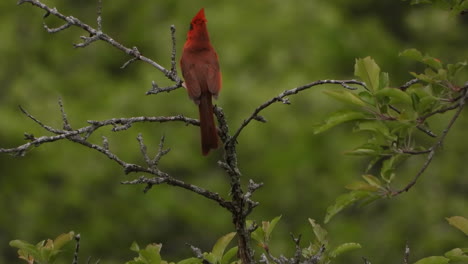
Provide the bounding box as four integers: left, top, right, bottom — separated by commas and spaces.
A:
0, 0, 467, 263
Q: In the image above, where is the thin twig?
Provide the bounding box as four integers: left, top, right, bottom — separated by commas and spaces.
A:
169, 25, 178, 77
290, 233, 302, 264
72, 234, 80, 264
399, 78, 419, 91
17, 0, 180, 83
418, 102, 461, 123
230, 79, 366, 144
146, 80, 182, 95
187, 244, 213, 264
59, 97, 72, 131
403, 241, 410, 264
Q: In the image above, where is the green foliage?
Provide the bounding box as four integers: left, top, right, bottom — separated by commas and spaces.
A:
302, 218, 361, 262
446, 216, 468, 236
126, 243, 167, 264
11, 218, 467, 263
412, 256, 450, 264
249, 215, 282, 250
250, 216, 361, 262
125, 233, 237, 264
9, 231, 74, 264
444, 248, 468, 262
204, 232, 237, 264
318, 53, 467, 222
1, 1, 467, 264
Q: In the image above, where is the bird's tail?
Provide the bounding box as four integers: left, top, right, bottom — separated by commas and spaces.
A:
198, 92, 218, 155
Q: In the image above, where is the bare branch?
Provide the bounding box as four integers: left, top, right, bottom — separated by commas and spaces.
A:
416, 125, 437, 138
58, 97, 72, 131
87, 115, 199, 131
418, 102, 461, 123
290, 234, 302, 264
1, 108, 199, 158
5, 100, 235, 211
153, 135, 171, 166
399, 149, 431, 155
19, 105, 63, 134
399, 78, 419, 91
120, 47, 140, 69
230, 79, 366, 143
72, 234, 80, 264
169, 25, 178, 76
137, 134, 152, 168
121, 175, 233, 211
18, 0, 180, 83
186, 244, 213, 264
96, 0, 103, 31
137, 134, 170, 170
403, 241, 410, 264
146, 80, 183, 95
259, 254, 270, 264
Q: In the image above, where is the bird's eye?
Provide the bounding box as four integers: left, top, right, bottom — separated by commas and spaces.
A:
189, 23, 193, 31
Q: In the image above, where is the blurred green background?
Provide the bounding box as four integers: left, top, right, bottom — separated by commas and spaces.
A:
0, 0, 467, 263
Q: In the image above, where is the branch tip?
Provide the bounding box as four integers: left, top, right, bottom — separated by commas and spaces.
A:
253, 115, 267, 123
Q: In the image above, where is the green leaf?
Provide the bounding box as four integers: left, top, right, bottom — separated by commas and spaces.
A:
140, 244, 163, 264
356, 121, 396, 141
329, 242, 362, 258
447, 61, 467, 79
412, 256, 450, 264
10, 240, 42, 262
221, 247, 238, 264
323, 90, 367, 106
445, 248, 468, 262
345, 148, 377, 156
324, 191, 372, 223
211, 232, 236, 263
249, 220, 264, 244
203, 253, 216, 264
380, 155, 405, 183
264, 216, 282, 241
446, 216, 468, 235
400, 49, 423, 61
308, 218, 328, 245
313, 110, 368, 134
131, 241, 141, 252
39, 244, 55, 263
400, 49, 443, 70
354, 57, 381, 92
380, 72, 390, 90
177, 258, 202, 264
358, 90, 375, 105
410, 72, 433, 83
375, 87, 412, 106
346, 181, 379, 192
53, 231, 75, 250
422, 57, 443, 70
362, 175, 383, 189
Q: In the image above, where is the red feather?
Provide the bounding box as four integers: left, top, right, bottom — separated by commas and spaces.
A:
180, 8, 222, 155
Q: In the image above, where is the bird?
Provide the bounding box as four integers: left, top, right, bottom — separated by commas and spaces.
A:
180, 8, 222, 156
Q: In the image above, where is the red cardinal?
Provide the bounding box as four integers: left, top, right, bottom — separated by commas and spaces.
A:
180, 8, 222, 156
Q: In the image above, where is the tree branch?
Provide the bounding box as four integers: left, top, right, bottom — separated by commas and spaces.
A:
230, 79, 365, 144
1, 100, 234, 211
17, 0, 181, 85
